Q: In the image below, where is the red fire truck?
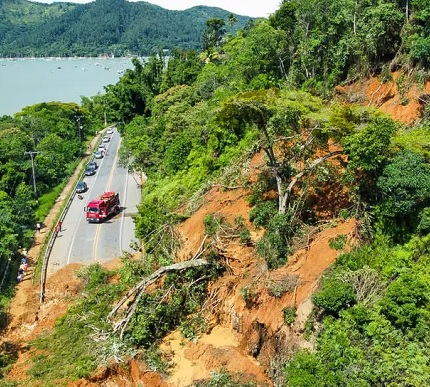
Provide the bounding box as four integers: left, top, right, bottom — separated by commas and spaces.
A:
85, 191, 120, 222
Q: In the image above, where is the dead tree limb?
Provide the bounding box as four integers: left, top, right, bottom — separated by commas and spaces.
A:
212, 184, 243, 190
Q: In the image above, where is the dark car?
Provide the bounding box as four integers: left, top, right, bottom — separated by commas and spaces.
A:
85, 165, 96, 176
88, 161, 98, 170
76, 181, 87, 193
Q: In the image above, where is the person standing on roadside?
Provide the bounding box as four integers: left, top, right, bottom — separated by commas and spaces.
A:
54, 225, 59, 237
17, 267, 24, 282
57, 220, 62, 232
36, 222, 41, 233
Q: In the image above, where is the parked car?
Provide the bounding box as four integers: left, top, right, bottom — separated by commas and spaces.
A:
102, 136, 110, 143
94, 151, 104, 159
98, 144, 106, 151
88, 161, 98, 170
85, 165, 96, 176
76, 181, 88, 193
106, 127, 115, 134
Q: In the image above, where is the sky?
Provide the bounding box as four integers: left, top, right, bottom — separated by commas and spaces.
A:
141, 1, 281, 17
36, 0, 282, 18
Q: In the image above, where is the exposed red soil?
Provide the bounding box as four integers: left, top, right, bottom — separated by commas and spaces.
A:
1, 71, 423, 386
336, 70, 430, 125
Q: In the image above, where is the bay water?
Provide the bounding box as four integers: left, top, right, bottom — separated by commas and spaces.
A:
0, 57, 134, 116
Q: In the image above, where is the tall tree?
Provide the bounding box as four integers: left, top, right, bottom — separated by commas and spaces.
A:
218, 89, 343, 214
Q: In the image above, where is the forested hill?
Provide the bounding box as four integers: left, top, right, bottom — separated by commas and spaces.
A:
0, 0, 252, 57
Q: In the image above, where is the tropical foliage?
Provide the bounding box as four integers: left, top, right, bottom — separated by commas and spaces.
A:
0, 0, 250, 57
3, 0, 430, 385
0, 101, 100, 340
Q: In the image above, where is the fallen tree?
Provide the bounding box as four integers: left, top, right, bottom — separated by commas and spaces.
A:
108, 237, 211, 338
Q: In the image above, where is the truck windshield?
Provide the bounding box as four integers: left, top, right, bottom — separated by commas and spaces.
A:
88, 207, 99, 213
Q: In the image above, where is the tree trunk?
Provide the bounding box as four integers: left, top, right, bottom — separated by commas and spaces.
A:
278, 150, 343, 214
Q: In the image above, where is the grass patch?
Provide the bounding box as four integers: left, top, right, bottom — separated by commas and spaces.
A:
329, 234, 347, 251
35, 183, 66, 222
27, 265, 130, 385
194, 368, 261, 386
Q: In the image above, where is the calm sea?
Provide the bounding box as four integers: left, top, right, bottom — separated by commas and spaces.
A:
0, 57, 134, 116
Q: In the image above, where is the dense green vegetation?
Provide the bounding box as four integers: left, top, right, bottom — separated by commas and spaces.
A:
0, 0, 251, 57
0, 102, 102, 367
2, 0, 430, 384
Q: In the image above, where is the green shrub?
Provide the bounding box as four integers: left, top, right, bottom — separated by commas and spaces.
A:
246, 169, 277, 207
234, 216, 252, 245
379, 65, 393, 83
144, 345, 171, 375
194, 368, 259, 386
35, 183, 65, 220
285, 349, 328, 387
379, 272, 430, 332
249, 200, 277, 228
283, 307, 297, 325
0, 341, 19, 380
257, 213, 292, 269
75, 263, 109, 291
180, 313, 208, 341
240, 285, 258, 308
204, 214, 222, 237
129, 268, 211, 346
164, 134, 193, 174
329, 234, 347, 251
417, 207, 430, 234
312, 277, 356, 315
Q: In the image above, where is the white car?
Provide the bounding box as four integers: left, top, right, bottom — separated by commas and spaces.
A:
94, 151, 104, 159
106, 127, 115, 134
98, 144, 106, 151
102, 136, 110, 143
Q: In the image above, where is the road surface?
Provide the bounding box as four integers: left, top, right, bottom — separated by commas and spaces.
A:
47, 129, 141, 275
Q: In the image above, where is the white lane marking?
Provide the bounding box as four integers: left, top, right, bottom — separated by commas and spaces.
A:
119, 170, 129, 255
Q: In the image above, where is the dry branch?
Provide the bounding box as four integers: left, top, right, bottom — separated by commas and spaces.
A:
212, 184, 243, 190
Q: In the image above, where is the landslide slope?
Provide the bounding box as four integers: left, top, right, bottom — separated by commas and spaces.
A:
2, 73, 426, 386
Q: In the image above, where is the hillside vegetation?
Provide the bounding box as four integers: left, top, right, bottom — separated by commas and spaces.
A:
0, 0, 251, 57
2, 0, 430, 385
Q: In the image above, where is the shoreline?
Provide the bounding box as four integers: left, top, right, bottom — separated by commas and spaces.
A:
0, 55, 139, 61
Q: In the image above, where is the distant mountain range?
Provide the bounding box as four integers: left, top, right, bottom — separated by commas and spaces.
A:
0, 0, 253, 57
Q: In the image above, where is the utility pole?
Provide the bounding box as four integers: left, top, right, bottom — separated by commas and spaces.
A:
74, 115, 83, 142
24, 151, 39, 197
103, 100, 107, 126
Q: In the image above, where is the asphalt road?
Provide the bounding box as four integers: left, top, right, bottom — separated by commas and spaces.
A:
47, 129, 142, 275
